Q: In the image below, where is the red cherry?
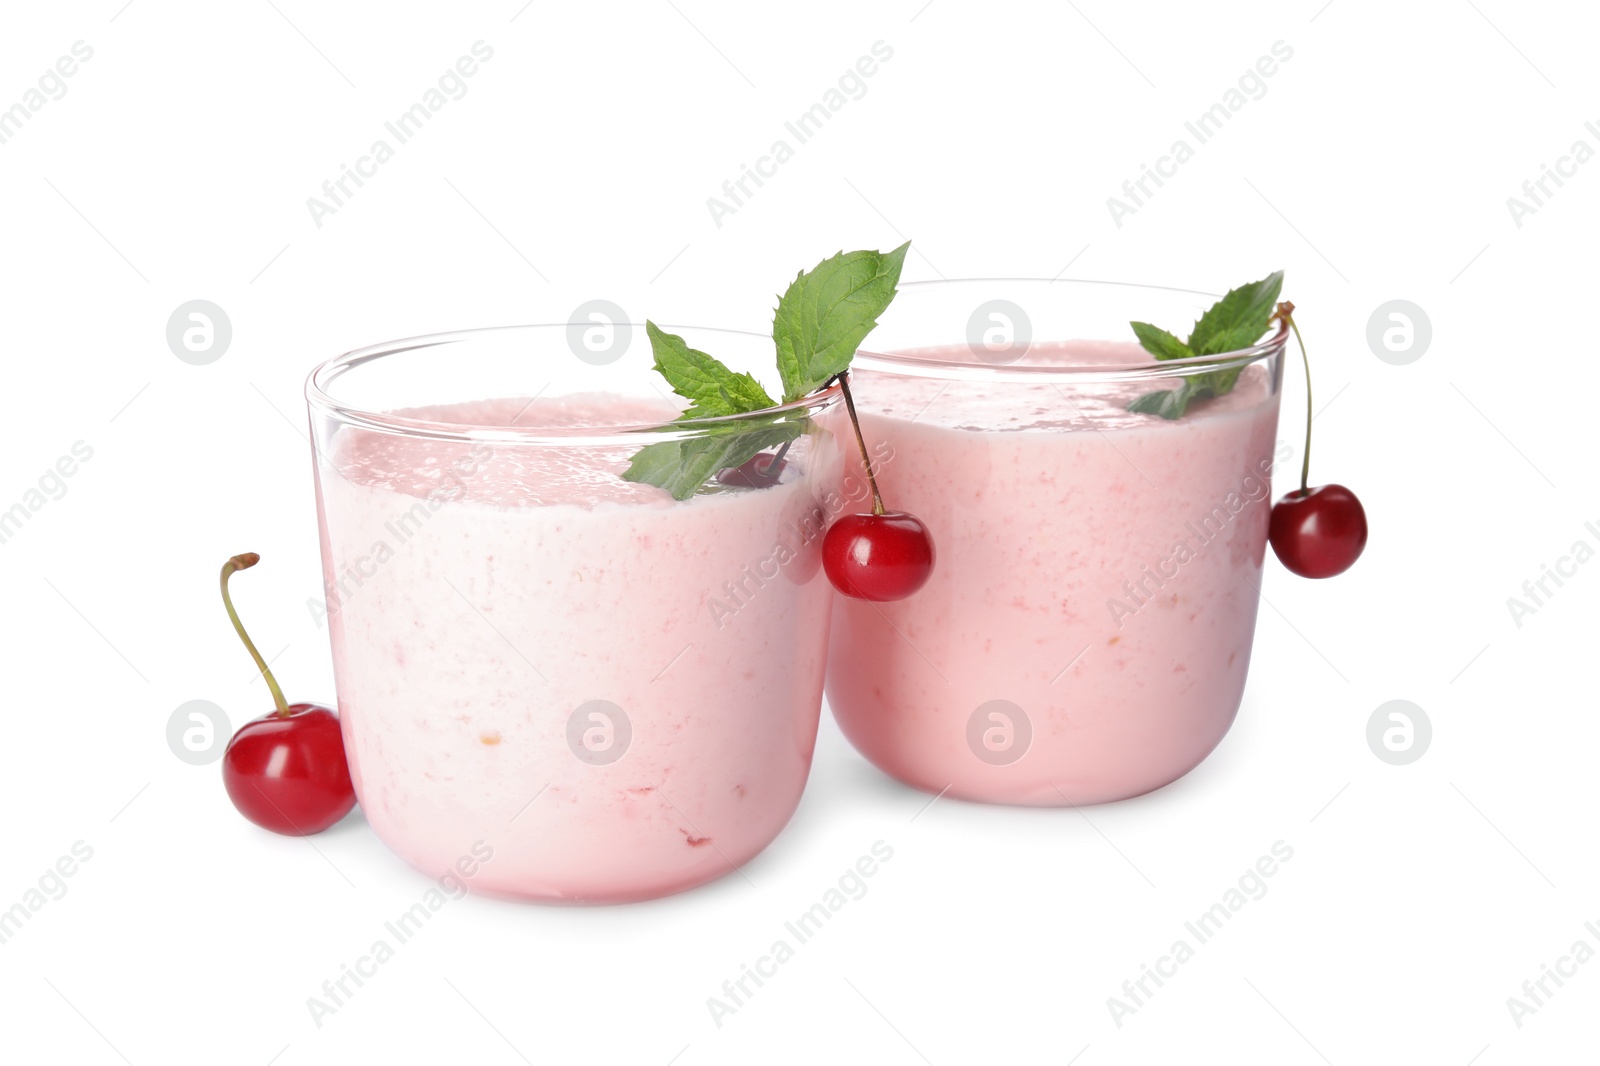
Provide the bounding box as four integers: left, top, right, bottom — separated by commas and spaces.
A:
223, 704, 355, 835
1269, 483, 1368, 578
822, 373, 936, 600
1260, 305, 1370, 580
823, 511, 936, 601
719, 452, 786, 488
219, 553, 356, 836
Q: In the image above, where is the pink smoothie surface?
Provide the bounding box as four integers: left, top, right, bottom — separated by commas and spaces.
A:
313, 395, 839, 901
828, 341, 1282, 805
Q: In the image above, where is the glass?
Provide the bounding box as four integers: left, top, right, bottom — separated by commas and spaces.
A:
828, 279, 1287, 805
306, 323, 846, 902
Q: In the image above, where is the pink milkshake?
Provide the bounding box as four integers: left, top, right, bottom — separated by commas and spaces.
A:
307, 326, 845, 901
827, 281, 1286, 805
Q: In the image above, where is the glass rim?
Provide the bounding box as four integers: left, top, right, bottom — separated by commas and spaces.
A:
305, 322, 842, 444
854, 277, 1289, 384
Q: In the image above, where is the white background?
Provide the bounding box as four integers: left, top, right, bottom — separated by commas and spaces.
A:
0, 1, 1594, 1063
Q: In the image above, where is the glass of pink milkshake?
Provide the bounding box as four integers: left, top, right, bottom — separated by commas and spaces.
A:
306, 322, 847, 902
828, 280, 1287, 806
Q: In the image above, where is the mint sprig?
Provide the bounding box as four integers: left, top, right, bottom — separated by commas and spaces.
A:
643, 320, 778, 418
619, 322, 794, 501
774, 243, 909, 403
621, 245, 908, 499
1127, 270, 1284, 420
621, 420, 801, 501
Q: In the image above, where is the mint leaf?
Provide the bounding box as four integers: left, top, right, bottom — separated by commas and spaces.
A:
1187, 271, 1284, 355
622, 421, 800, 501
624, 323, 800, 499
1130, 321, 1194, 361
1128, 374, 1236, 420
623, 322, 795, 499
773, 242, 910, 403
1127, 381, 1195, 420
645, 320, 777, 418
624, 244, 911, 498
1126, 271, 1283, 420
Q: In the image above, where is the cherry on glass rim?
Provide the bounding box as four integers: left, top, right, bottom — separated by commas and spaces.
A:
218, 553, 355, 835
821, 373, 936, 601
1269, 484, 1367, 579
1266, 303, 1369, 579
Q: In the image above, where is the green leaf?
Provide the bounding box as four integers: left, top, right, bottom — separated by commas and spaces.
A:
1126, 270, 1284, 420
621, 421, 801, 501
773, 242, 910, 402
1127, 381, 1195, 420
645, 320, 777, 418
1130, 321, 1194, 361
624, 245, 911, 497
1198, 362, 1246, 398
1186, 271, 1284, 355
622, 323, 794, 499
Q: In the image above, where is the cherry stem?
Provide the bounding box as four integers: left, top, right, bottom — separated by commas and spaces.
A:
835, 372, 885, 516
763, 439, 793, 479
221, 553, 290, 716
1274, 301, 1313, 497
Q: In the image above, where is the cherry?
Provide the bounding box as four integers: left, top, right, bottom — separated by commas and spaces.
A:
1266, 303, 1369, 579
719, 451, 787, 488
824, 511, 936, 601
821, 372, 936, 601
218, 553, 355, 835
1269, 484, 1367, 578
224, 703, 355, 835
